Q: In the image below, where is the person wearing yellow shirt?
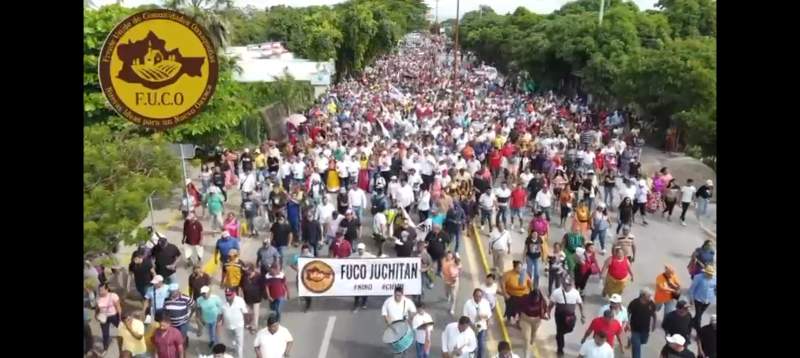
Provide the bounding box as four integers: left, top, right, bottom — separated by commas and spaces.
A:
254, 149, 266, 173
501, 260, 532, 328
119, 312, 147, 358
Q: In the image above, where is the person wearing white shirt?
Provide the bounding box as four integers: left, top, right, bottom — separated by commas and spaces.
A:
336, 159, 350, 189
519, 169, 535, 189
381, 286, 417, 325
253, 315, 294, 358
221, 290, 248, 358
467, 158, 482, 176
578, 331, 614, 358
679, 179, 697, 226
348, 187, 368, 219
535, 186, 553, 221
463, 289, 492, 358
315, 155, 329, 175
549, 280, 586, 356
316, 196, 336, 225
441, 316, 478, 358
412, 303, 434, 358
397, 181, 416, 211
240, 171, 257, 196
489, 223, 512, 274
408, 169, 424, 194
417, 188, 432, 221
479, 190, 496, 232
388, 176, 402, 202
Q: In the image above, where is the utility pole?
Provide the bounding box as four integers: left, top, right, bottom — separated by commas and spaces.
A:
451, 0, 460, 118
435, 0, 439, 24
599, 0, 605, 26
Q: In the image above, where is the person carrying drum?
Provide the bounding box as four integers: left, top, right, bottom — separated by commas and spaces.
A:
382, 286, 418, 357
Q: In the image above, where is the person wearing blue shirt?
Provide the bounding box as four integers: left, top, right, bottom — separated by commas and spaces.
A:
215, 231, 240, 265
688, 265, 716, 335
196, 286, 224, 348
143, 275, 170, 321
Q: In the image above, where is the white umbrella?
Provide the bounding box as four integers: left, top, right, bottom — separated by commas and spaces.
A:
286, 114, 307, 127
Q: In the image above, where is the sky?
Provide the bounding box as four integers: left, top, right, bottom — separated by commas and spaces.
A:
94, 0, 659, 18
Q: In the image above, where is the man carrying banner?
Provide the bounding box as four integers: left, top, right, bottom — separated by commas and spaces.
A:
354, 243, 377, 312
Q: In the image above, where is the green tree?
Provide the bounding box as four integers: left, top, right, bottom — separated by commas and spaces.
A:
656, 0, 716, 38
84, 4, 135, 125
164, 0, 233, 49
84, 125, 181, 256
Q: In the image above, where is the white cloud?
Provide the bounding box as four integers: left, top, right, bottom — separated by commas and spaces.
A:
95, 0, 658, 16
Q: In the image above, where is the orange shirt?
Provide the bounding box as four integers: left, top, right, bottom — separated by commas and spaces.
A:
503, 270, 532, 297
654, 273, 680, 304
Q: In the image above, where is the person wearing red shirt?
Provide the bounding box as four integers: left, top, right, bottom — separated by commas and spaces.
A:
152, 310, 184, 358
510, 183, 528, 233
489, 150, 503, 180
581, 309, 625, 354
501, 142, 516, 158
329, 234, 352, 258
264, 264, 290, 322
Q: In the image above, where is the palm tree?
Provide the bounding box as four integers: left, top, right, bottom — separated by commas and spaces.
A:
164, 0, 233, 50
272, 70, 312, 115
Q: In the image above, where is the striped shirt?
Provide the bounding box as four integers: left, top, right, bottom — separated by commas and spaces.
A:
164, 294, 195, 327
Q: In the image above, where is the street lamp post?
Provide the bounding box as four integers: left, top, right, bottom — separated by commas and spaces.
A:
599, 0, 605, 26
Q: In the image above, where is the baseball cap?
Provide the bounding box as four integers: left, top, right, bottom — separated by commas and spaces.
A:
666, 334, 686, 346
168, 283, 180, 291
357, 242, 366, 250
676, 300, 688, 309
150, 275, 164, 284
200, 286, 210, 294
609, 294, 622, 303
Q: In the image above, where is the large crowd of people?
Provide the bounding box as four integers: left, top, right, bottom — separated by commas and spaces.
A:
83, 33, 716, 358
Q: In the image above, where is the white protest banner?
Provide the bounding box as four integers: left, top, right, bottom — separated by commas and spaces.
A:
297, 257, 422, 297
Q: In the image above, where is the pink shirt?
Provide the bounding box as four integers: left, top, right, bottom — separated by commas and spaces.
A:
96, 293, 120, 316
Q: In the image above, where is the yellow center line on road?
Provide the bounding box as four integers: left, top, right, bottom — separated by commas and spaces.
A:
466, 223, 544, 358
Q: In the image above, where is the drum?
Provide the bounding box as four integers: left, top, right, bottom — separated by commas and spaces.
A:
382, 321, 413, 354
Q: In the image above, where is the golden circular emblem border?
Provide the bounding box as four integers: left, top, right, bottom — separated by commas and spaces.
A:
97, 9, 219, 130
300, 260, 335, 294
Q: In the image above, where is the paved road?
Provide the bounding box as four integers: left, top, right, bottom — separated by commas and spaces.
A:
476, 184, 717, 358
92, 156, 716, 358
94, 178, 500, 358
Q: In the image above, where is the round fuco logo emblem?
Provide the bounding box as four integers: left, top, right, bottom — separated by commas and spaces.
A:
301, 260, 335, 294
98, 9, 218, 129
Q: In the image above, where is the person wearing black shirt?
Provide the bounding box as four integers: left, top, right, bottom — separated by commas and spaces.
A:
628, 288, 658, 358
425, 224, 450, 275
270, 215, 293, 267
240, 264, 263, 333
240, 149, 253, 174
268, 186, 288, 223
337, 188, 350, 215
697, 315, 716, 358
241, 193, 259, 237
211, 166, 227, 201
301, 211, 323, 256
445, 203, 465, 252
339, 210, 361, 251
151, 237, 181, 284
662, 300, 693, 347
695, 180, 714, 220
394, 230, 414, 257
128, 251, 154, 299
267, 155, 280, 176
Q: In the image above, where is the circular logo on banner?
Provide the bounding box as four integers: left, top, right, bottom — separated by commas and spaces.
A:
300, 260, 335, 294
98, 9, 218, 129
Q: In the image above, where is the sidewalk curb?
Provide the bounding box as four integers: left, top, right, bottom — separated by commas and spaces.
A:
469, 223, 518, 355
